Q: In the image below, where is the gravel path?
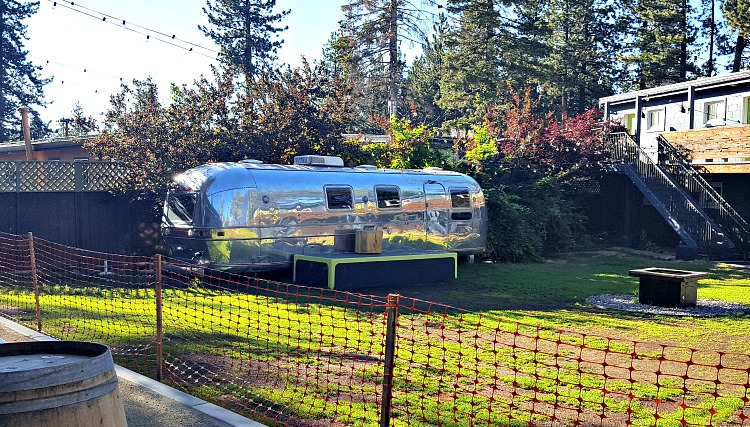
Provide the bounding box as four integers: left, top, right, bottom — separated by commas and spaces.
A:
586, 294, 750, 317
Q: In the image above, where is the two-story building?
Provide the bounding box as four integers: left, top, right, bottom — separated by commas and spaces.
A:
599, 71, 750, 259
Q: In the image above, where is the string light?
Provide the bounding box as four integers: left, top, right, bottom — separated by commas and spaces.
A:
31, 56, 149, 110
33, 57, 128, 82
45, 0, 219, 60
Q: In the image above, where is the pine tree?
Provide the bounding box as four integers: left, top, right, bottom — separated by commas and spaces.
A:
406, 13, 450, 126
697, 0, 733, 76
0, 0, 49, 142
323, 31, 389, 132
199, 0, 289, 83
618, 0, 697, 90
340, 0, 437, 118
438, 0, 504, 126
497, 0, 550, 90
723, 0, 750, 71
543, 0, 618, 116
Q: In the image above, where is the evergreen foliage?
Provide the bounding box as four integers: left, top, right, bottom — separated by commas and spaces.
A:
723, 0, 750, 71
0, 0, 49, 141
438, 0, 503, 126
405, 14, 449, 127
340, 0, 437, 118
54, 102, 97, 137
542, 0, 619, 116
698, 0, 732, 76
199, 0, 289, 82
618, 0, 697, 89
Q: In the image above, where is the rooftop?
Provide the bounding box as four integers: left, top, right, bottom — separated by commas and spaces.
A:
600, 71, 750, 105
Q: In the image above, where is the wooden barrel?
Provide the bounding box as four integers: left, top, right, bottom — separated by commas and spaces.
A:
0, 341, 127, 427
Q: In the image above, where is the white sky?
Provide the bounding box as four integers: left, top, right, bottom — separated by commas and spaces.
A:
25, 0, 346, 128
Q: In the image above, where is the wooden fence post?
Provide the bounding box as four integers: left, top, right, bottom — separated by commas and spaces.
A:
380, 293, 400, 427
155, 254, 164, 383
28, 232, 41, 332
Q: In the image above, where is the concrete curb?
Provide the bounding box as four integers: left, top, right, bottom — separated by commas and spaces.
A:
0, 316, 265, 427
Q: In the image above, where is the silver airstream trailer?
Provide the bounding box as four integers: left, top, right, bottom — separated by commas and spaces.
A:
162, 155, 487, 272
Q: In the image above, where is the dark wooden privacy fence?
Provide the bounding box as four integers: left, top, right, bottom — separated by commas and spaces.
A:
0, 161, 161, 255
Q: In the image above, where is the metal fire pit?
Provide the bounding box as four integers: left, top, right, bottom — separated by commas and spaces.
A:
628, 268, 709, 308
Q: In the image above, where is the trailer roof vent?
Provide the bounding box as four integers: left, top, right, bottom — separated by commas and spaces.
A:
357, 164, 378, 170
240, 159, 264, 164
423, 166, 443, 171
294, 155, 344, 167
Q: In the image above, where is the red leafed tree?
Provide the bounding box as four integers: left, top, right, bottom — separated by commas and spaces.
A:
486, 86, 607, 173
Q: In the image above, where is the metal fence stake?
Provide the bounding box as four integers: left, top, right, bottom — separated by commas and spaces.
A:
380, 293, 400, 427
28, 232, 41, 332
155, 254, 164, 383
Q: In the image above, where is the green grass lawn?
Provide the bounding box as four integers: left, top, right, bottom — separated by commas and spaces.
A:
349, 250, 750, 353
2, 249, 749, 426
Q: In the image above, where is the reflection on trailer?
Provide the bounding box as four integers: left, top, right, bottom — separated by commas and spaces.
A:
162, 155, 487, 272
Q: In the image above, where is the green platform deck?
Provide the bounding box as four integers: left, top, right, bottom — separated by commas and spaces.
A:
293, 251, 457, 290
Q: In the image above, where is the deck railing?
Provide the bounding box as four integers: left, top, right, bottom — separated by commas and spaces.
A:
657, 135, 750, 258
603, 133, 734, 255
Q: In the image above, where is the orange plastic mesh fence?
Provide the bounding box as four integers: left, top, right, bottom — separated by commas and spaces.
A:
161, 261, 389, 425
0, 232, 34, 320
0, 233, 749, 426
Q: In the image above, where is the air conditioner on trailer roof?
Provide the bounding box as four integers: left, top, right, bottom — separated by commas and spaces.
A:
293, 155, 344, 167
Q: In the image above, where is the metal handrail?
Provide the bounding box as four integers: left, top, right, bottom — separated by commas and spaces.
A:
657, 135, 750, 257
603, 133, 735, 254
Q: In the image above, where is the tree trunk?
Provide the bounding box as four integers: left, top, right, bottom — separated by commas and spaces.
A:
243, 0, 253, 80
0, 2, 6, 142
243, 0, 255, 129
388, 0, 398, 117
733, 34, 747, 72
679, 0, 688, 80
707, 0, 715, 76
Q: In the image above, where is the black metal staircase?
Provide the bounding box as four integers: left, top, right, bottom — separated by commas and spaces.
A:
657, 135, 750, 258
603, 132, 747, 259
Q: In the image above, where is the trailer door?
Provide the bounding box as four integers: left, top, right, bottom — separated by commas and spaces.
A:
424, 182, 448, 249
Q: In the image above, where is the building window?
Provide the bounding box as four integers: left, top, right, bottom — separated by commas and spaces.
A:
623, 113, 636, 135
325, 186, 353, 210
646, 109, 664, 132
704, 100, 725, 125
375, 185, 400, 209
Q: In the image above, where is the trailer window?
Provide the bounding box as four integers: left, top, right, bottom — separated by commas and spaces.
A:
450, 188, 471, 209
450, 188, 472, 220
166, 193, 196, 223
325, 186, 353, 210
375, 185, 401, 209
